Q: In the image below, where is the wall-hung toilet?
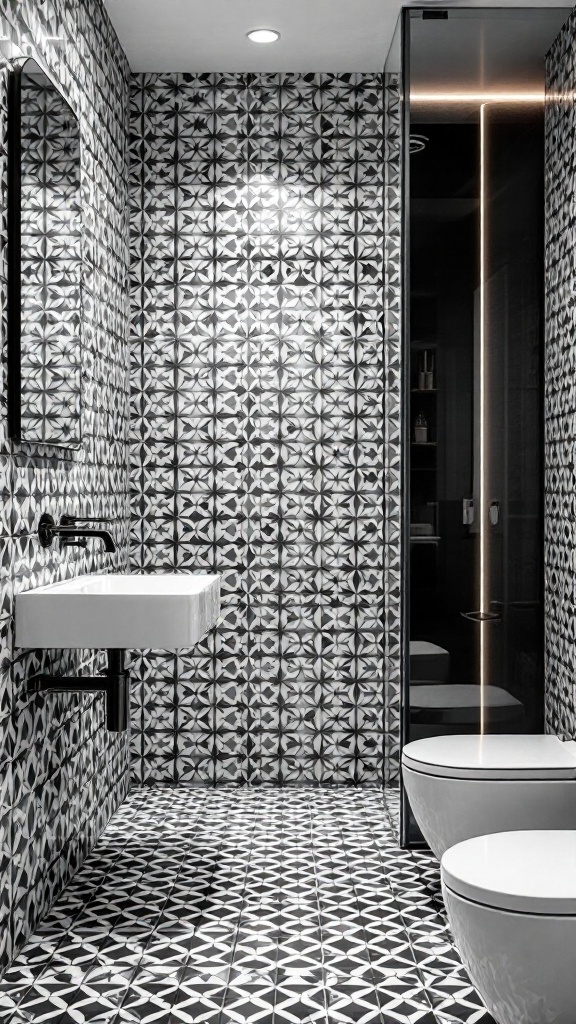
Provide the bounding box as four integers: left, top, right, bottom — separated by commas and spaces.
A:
402, 734, 576, 858
441, 831, 576, 1024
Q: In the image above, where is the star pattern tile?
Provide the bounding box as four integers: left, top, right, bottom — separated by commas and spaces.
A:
129, 72, 403, 789
0, 788, 494, 1024
545, 16, 576, 739
0, 0, 131, 969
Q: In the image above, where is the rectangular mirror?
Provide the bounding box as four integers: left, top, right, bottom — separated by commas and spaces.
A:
7, 56, 82, 448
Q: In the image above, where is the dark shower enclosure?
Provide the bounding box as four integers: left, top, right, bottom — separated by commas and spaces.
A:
400, 7, 568, 845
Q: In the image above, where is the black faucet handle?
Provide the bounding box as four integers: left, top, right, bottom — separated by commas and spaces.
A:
61, 514, 115, 525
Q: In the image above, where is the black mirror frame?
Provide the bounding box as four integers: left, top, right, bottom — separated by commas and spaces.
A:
6, 55, 83, 450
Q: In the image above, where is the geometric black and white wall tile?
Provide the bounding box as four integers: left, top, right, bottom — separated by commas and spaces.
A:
544, 13, 576, 740
129, 72, 403, 787
0, 12, 405, 972
0, 0, 131, 970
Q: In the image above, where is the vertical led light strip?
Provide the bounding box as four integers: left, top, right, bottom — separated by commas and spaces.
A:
479, 102, 487, 733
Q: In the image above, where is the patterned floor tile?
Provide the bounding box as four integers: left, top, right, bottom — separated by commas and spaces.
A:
0, 789, 495, 1024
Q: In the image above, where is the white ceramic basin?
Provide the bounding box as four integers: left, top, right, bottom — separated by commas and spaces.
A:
15, 573, 221, 649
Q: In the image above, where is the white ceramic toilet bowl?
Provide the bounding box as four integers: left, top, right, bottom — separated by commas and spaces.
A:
402, 734, 576, 858
441, 831, 576, 1024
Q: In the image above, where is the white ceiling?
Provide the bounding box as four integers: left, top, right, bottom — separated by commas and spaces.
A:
104, 0, 572, 74
104, 0, 398, 72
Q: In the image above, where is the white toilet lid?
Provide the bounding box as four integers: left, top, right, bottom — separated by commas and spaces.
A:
402, 734, 576, 780
410, 641, 449, 656
442, 831, 576, 914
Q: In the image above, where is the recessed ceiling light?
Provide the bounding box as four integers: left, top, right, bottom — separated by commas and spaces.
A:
247, 28, 280, 44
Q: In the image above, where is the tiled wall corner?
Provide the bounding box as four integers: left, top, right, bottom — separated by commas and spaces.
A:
0, 0, 131, 968
129, 72, 402, 786
544, 15, 576, 740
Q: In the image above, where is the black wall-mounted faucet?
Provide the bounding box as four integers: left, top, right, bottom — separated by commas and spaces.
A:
38, 513, 116, 553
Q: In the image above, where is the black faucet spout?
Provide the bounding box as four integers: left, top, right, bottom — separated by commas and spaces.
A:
54, 525, 116, 552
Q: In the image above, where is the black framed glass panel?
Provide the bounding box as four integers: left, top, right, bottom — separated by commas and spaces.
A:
401, 8, 570, 845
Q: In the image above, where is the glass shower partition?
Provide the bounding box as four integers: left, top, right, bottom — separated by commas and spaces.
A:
400, 7, 568, 845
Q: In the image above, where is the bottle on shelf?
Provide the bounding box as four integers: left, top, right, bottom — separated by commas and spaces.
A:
414, 412, 428, 444
425, 352, 434, 391
418, 350, 435, 391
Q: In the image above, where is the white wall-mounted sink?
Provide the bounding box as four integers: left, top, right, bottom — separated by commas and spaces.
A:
15, 573, 221, 649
